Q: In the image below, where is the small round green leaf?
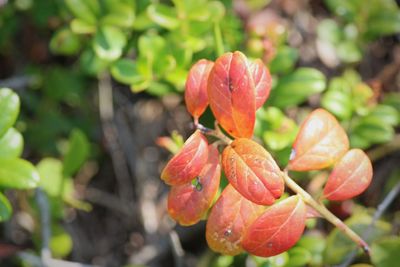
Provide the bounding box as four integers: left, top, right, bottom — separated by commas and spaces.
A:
63, 129, 89, 177
37, 158, 63, 197
65, 0, 99, 25
0, 88, 20, 138
93, 26, 127, 61
50, 28, 81, 56
147, 4, 180, 30
321, 90, 353, 120
268, 68, 326, 108
111, 59, 142, 85
371, 237, 400, 267
0, 192, 11, 221
0, 158, 40, 189
0, 128, 23, 159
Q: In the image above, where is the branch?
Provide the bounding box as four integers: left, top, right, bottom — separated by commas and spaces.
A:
283, 172, 370, 254
338, 180, 400, 267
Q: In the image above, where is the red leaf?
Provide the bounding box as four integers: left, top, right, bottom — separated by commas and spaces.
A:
288, 109, 349, 171
185, 59, 214, 119
168, 145, 221, 226
161, 131, 208, 185
222, 138, 284, 205
242, 195, 307, 257
207, 51, 256, 138
206, 184, 265, 255
323, 149, 373, 201
249, 59, 272, 109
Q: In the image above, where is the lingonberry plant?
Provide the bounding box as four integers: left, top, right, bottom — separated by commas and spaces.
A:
159, 51, 373, 257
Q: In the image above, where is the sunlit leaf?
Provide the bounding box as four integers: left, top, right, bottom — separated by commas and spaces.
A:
168, 145, 220, 226
0, 88, 20, 138
371, 236, 400, 267
37, 158, 63, 197
323, 149, 373, 201
0, 158, 40, 189
93, 26, 127, 61
161, 131, 208, 185
242, 195, 306, 257
249, 59, 272, 109
0, 192, 11, 221
207, 51, 256, 138
147, 3, 180, 30
222, 138, 284, 205
50, 28, 81, 56
206, 184, 265, 255
289, 109, 349, 171
184, 59, 214, 119
0, 128, 23, 159
63, 129, 89, 177
65, 0, 99, 25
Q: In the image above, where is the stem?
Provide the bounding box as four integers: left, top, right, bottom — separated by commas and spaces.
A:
283, 171, 370, 254
213, 22, 224, 57
196, 123, 232, 145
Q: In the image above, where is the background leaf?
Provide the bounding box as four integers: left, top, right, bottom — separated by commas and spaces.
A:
0, 158, 40, 189
0, 128, 23, 159
0, 88, 20, 138
63, 129, 90, 177
0, 192, 11, 221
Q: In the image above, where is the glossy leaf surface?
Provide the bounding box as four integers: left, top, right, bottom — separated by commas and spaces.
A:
323, 149, 373, 201
249, 59, 272, 109
161, 131, 208, 185
0, 88, 20, 138
207, 51, 256, 138
168, 145, 220, 226
0, 158, 40, 189
222, 138, 284, 205
289, 109, 349, 171
185, 59, 214, 119
242, 195, 306, 257
206, 185, 265, 255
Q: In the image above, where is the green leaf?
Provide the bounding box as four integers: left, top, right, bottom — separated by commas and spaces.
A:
79, 48, 109, 76
0, 192, 11, 221
366, 11, 400, 39
50, 28, 81, 56
102, 3, 135, 28
0, 158, 40, 189
269, 46, 299, 74
321, 90, 353, 120
286, 247, 312, 267
268, 68, 326, 108
37, 158, 63, 197
352, 116, 394, 144
297, 235, 326, 266
111, 59, 143, 85
337, 41, 362, 63
65, 0, 99, 25
93, 26, 127, 61
70, 19, 96, 34
50, 224, 73, 258
371, 236, 400, 267
382, 93, 400, 113
0, 88, 20, 138
317, 19, 342, 44
147, 4, 180, 30
324, 212, 391, 265
369, 105, 399, 126
63, 129, 89, 177
0, 128, 23, 159
145, 81, 174, 96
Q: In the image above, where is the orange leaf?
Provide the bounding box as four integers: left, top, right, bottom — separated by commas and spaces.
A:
323, 149, 373, 201
185, 59, 214, 119
242, 195, 306, 257
222, 138, 284, 205
161, 130, 208, 185
249, 59, 272, 109
168, 145, 221, 226
207, 51, 256, 138
206, 184, 265, 255
288, 109, 349, 171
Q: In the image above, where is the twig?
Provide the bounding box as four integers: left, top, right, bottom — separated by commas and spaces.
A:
337, 180, 400, 267
196, 123, 232, 145
31, 188, 101, 267
169, 230, 185, 267
98, 74, 135, 206
283, 171, 370, 254
0, 75, 37, 90
18, 252, 100, 267
35, 188, 51, 262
